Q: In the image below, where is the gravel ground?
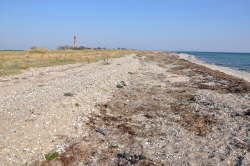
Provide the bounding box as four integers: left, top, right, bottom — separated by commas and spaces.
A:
1, 53, 250, 166
0, 55, 140, 165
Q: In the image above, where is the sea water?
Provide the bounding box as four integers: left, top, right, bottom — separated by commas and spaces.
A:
177, 51, 250, 72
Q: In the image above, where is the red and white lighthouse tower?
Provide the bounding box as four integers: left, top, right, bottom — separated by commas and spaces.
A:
73, 35, 77, 48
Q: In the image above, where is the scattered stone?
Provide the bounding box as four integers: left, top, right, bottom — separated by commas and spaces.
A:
235, 155, 244, 166
116, 84, 124, 89
120, 81, 127, 86
243, 109, 250, 116
109, 144, 119, 149
231, 112, 241, 117
116, 81, 127, 89
95, 128, 106, 136
243, 138, 250, 145
116, 153, 146, 165
230, 137, 250, 151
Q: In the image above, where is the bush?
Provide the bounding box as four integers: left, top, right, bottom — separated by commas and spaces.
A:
30, 46, 38, 50
27, 48, 49, 54
58, 45, 90, 50
58, 45, 71, 50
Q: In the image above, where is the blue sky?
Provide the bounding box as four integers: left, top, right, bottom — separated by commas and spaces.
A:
1, 0, 250, 52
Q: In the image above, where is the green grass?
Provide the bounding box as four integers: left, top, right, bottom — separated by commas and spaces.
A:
64, 92, 74, 97
45, 152, 59, 161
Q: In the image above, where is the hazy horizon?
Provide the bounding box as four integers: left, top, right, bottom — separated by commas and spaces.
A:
1, 0, 250, 52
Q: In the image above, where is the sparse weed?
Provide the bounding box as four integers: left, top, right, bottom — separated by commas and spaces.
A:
64, 92, 74, 97
45, 152, 59, 161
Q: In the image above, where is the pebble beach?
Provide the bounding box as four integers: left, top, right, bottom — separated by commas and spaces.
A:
0, 52, 249, 166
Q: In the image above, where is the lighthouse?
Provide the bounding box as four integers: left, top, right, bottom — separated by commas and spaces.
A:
73, 35, 77, 48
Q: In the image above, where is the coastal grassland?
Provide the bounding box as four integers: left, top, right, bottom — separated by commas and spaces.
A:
0, 49, 157, 76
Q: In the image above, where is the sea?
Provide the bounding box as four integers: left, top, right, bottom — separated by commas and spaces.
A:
177, 51, 250, 73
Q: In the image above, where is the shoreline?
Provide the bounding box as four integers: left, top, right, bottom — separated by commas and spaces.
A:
177, 53, 250, 82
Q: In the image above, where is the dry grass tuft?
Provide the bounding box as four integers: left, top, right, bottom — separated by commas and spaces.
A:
0, 49, 157, 77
